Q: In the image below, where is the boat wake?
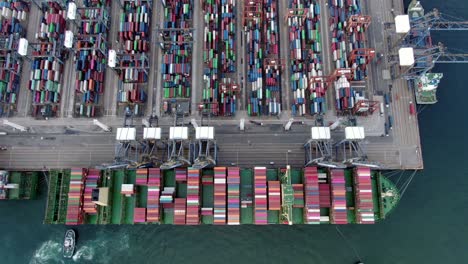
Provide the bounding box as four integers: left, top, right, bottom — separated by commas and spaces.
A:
72, 246, 93, 262
71, 231, 130, 263
29, 240, 64, 264
30, 230, 130, 263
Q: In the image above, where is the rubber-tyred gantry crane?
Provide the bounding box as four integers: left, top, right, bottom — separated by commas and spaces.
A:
346, 15, 371, 33
243, 0, 263, 26
283, 8, 308, 24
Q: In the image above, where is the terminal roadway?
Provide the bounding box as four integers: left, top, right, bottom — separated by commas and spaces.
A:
0, 121, 410, 170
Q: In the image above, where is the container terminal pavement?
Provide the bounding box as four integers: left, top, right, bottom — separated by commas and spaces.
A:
0, 0, 422, 170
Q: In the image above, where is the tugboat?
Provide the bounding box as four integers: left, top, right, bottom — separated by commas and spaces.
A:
63, 229, 76, 258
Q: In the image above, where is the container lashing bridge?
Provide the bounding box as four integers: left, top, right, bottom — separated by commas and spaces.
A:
280, 165, 293, 225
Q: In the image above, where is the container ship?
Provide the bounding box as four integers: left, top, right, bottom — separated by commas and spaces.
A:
0, 170, 39, 200
42, 166, 399, 225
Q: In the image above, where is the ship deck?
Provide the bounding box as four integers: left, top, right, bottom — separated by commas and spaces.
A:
44, 168, 392, 225
4, 171, 39, 200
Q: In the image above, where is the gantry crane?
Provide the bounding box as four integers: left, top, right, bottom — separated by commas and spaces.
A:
304, 127, 346, 169
160, 111, 193, 170
334, 127, 380, 169
283, 7, 308, 24
346, 15, 371, 34
191, 127, 218, 169
388, 2, 468, 80
243, 0, 263, 27
113, 107, 140, 168
411, 8, 468, 31
140, 115, 163, 168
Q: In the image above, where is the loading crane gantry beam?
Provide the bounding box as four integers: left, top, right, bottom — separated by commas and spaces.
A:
412, 8, 468, 31
435, 43, 468, 64
393, 42, 468, 79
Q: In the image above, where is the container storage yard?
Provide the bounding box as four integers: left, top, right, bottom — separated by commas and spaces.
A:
41, 166, 399, 225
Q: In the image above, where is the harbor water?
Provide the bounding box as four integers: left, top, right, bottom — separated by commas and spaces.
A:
1, 0, 468, 263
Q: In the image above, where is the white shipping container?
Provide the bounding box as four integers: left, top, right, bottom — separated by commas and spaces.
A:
54, 71, 60, 82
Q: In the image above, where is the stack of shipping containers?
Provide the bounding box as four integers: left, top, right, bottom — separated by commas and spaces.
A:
201, 0, 220, 115
330, 169, 347, 224
329, 0, 369, 112
287, 1, 325, 116
174, 198, 186, 225
354, 167, 375, 224
161, 188, 175, 222
161, 0, 193, 102
254, 167, 267, 224
134, 207, 147, 223
146, 168, 161, 222
318, 172, 331, 208
66, 168, 85, 225
160, 186, 174, 203
262, 0, 281, 115
29, 1, 67, 117
245, 3, 263, 116
334, 74, 354, 112
227, 167, 240, 225
344, 1, 369, 82
214, 167, 226, 224
136, 168, 148, 185
117, 0, 151, 116
201, 172, 214, 222
186, 168, 200, 225
175, 167, 187, 182
74, 0, 110, 117
0, 1, 28, 115
219, 0, 237, 116
267, 181, 280, 211
245, 0, 282, 116
83, 169, 99, 214
304, 167, 320, 224
292, 183, 304, 208
201, 0, 237, 116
